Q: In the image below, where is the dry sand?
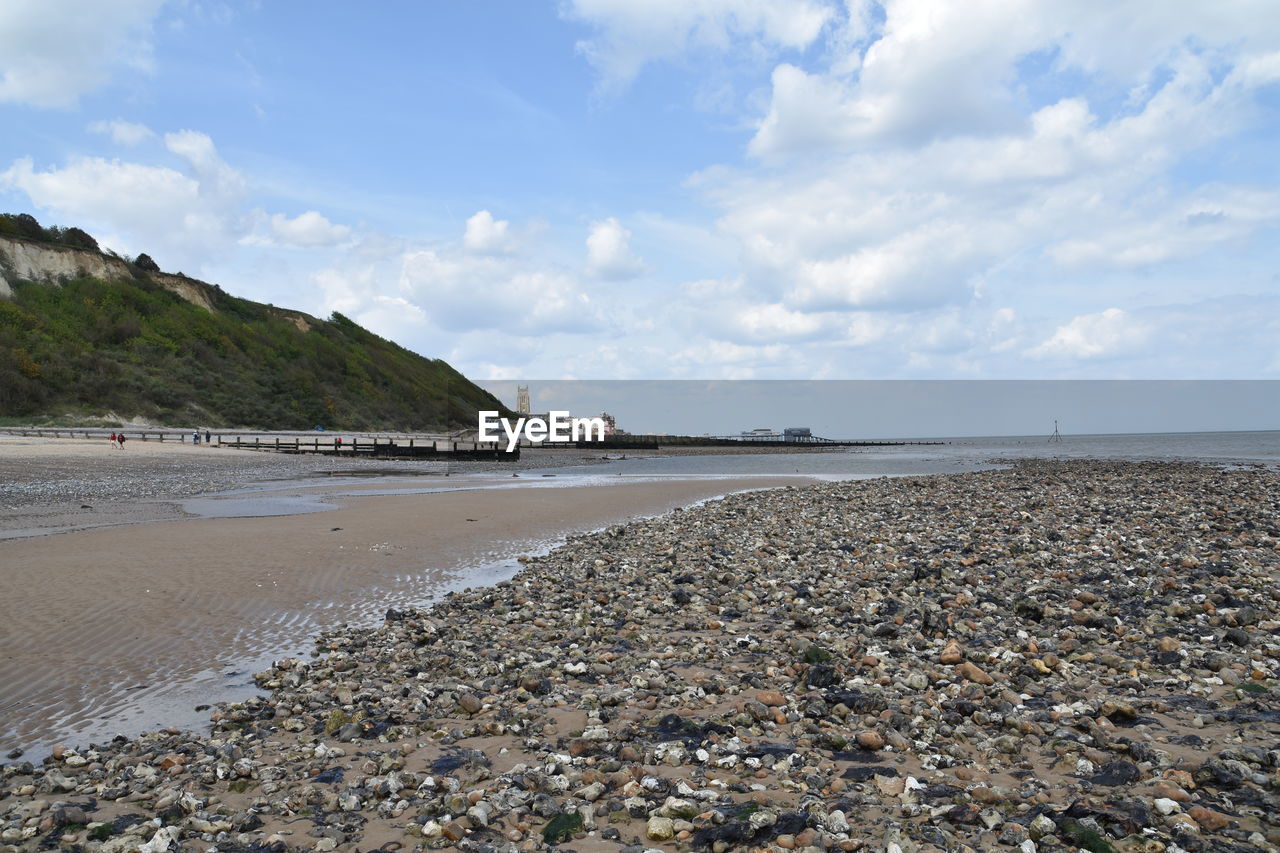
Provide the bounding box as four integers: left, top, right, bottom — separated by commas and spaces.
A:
0, 434, 810, 756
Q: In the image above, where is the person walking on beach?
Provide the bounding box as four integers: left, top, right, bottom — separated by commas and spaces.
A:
109, 431, 120, 449
205, 429, 212, 445
192, 429, 200, 446
117, 433, 126, 449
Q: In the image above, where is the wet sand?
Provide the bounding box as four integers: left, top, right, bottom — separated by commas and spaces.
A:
0, 455, 809, 755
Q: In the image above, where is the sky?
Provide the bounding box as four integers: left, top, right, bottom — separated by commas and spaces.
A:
478, 380, 1280, 437
2, 1, 1280, 381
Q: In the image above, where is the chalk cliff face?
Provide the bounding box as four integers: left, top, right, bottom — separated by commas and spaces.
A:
0, 234, 297, 323
0, 236, 134, 296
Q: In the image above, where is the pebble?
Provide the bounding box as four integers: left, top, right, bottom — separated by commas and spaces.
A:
2, 460, 1278, 853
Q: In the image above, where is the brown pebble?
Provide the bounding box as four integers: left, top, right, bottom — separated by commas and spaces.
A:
1188, 805, 1230, 832
956, 661, 994, 685
940, 641, 963, 665
1151, 780, 1191, 802
756, 689, 786, 706
855, 730, 884, 751
970, 786, 1002, 804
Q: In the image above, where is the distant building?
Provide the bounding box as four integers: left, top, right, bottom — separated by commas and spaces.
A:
515, 385, 531, 414
784, 427, 812, 442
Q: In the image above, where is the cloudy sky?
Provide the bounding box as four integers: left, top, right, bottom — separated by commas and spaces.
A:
2, 1, 1279, 380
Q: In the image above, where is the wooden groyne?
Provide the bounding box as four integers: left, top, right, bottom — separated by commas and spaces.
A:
219, 435, 515, 460
0, 428, 516, 460
2, 427, 942, 457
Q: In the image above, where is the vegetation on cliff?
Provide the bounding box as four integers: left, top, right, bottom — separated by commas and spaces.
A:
0, 212, 100, 253
0, 219, 504, 430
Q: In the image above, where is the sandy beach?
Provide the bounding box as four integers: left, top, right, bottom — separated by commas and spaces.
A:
2, 447, 1279, 852
0, 435, 810, 757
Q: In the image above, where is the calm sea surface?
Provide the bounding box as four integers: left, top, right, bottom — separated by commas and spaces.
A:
514, 430, 1280, 482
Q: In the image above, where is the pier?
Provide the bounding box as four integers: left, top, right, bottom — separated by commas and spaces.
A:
545, 433, 946, 450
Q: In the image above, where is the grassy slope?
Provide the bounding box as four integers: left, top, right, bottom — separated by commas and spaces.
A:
0, 268, 505, 430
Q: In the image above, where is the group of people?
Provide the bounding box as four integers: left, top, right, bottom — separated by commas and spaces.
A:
104, 430, 213, 447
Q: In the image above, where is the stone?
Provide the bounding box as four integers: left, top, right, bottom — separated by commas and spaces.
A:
956, 661, 994, 685
856, 730, 884, 751
1187, 806, 1229, 832
756, 690, 786, 707
646, 816, 675, 841
940, 641, 964, 665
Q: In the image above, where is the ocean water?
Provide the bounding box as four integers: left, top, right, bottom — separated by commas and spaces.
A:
514, 430, 1280, 482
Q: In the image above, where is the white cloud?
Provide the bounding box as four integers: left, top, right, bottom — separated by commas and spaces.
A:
462, 210, 512, 254
562, 0, 834, 89
685, 5, 1280, 356
87, 118, 154, 146
0, 130, 353, 279
1046, 187, 1280, 269
585, 217, 646, 279
162, 130, 245, 201
264, 211, 351, 248
399, 247, 599, 336
750, 2, 1280, 160
0, 130, 251, 268
1030, 308, 1148, 360
730, 303, 832, 342
1, 155, 206, 256
308, 211, 608, 341
667, 339, 793, 379
0, 0, 166, 108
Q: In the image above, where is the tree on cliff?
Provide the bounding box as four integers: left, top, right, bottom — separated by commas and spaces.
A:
0, 213, 46, 241
133, 253, 161, 273
60, 227, 99, 252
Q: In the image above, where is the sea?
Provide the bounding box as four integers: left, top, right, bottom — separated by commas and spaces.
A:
513, 429, 1280, 482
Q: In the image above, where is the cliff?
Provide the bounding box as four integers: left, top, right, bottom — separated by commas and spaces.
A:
0, 230, 504, 430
